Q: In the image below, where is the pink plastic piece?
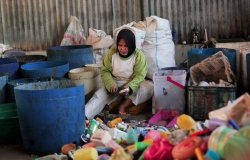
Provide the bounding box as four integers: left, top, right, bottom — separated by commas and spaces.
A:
143, 138, 174, 160
148, 109, 179, 126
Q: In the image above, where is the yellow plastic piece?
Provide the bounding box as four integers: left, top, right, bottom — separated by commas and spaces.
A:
74, 147, 98, 160
177, 114, 196, 130
108, 117, 123, 128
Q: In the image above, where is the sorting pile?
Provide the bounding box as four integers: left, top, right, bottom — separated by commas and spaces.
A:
36, 93, 250, 160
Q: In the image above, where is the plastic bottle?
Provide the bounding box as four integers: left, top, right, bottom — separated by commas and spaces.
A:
204, 119, 226, 130
117, 122, 128, 131
86, 119, 99, 138
99, 123, 112, 132
110, 128, 128, 140
96, 117, 104, 124
126, 128, 138, 144
107, 117, 122, 128
126, 139, 153, 154
106, 139, 123, 150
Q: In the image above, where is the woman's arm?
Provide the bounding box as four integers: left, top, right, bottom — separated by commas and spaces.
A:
128, 49, 148, 93
101, 47, 117, 92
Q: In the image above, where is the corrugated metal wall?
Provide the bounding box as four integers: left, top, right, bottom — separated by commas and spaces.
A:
0, 0, 249, 51
142, 0, 250, 43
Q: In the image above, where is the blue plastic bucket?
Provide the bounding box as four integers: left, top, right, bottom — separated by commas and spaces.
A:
47, 45, 94, 69
0, 58, 19, 79
7, 77, 65, 102
187, 48, 237, 75
21, 61, 69, 79
14, 80, 85, 155
0, 74, 8, 104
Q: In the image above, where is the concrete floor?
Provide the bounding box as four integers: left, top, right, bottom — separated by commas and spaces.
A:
0, 71, 152, 160
0, 112, 152, 160
0, 144, 34, 160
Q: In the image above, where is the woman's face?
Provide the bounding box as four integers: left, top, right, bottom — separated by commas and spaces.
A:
117, 39, 129, 56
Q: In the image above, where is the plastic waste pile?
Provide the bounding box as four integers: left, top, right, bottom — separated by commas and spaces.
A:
36, 93, 250, 160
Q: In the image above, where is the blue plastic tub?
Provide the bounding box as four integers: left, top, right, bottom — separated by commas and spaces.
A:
21, 61, 69, 79
14, 80, 85, 155
47, 45, 94, 69
187, 48, 237, 75
0, 58, 19, 79
0, 74, 8, 104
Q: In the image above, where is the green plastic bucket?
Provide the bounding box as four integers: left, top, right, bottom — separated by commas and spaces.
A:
0, 103, 21, 144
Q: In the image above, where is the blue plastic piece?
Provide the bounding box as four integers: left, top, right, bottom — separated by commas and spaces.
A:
14, 80, 85, 155
47, 45, 94, 69
0, 74, 8, 104
21, 61, 69, 78
228, 119, 240, 130
0, 58, 19, 79
205, 150, 220, 160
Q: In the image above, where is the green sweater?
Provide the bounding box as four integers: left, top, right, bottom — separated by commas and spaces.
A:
101, 47, 148, 93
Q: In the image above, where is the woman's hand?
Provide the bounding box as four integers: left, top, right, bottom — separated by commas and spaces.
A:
119, 87, 130, 96
110, 84, 118, 94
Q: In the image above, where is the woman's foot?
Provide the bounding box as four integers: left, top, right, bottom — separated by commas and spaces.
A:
118, 111, 127, 115
118, 98, 134, 115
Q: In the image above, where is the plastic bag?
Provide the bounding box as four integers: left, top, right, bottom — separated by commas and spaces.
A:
60, 16, 86, 46
153, 69, 187, 114
86, 28, 113, 64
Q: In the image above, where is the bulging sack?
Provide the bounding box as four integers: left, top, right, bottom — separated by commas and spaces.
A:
141, 16, 176, 80
113, 22, 146, 49
190, 51, 235, 85
60, 16, 86, 46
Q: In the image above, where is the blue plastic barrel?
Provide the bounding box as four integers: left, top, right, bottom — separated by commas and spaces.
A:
47, 45, 94, 69
7, 77, 65, 102
187, 48, 237, 75
0, 74, 8, 104
21, 61, 69, 78
14, 80, 85, 155
10, 55, 47, 65
4, 50, 26, 58
0, 58, 19, 79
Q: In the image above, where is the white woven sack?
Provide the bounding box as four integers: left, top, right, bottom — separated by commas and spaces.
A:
113, 22, 146, 49
142, 16, 176, 80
